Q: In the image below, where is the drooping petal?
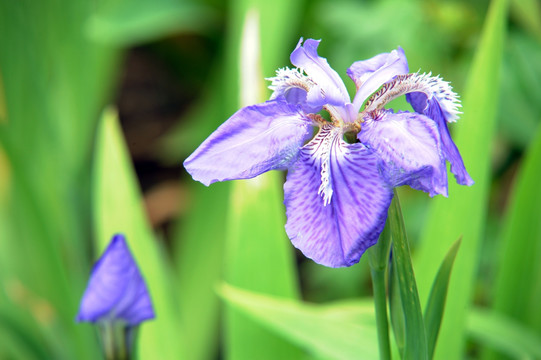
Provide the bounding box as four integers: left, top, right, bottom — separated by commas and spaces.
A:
284, 124, 393, 267
290, 38, 350, 108
350, 47, 409, 112
77, 234, 155, 326
403, 73, 461, 123
184, 100, 313, 186
358, 110, 449, 197
406, 83, 473, 186
359, 71, 472, 187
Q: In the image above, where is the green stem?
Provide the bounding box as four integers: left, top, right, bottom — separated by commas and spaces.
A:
371, 266, 392, 360
101, 322, 115, 360
367, 222, 392, 360
99, 322, 131, 360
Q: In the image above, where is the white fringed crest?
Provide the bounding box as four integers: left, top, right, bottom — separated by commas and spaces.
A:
364, 72, 462, 123
267, 67, 315, 100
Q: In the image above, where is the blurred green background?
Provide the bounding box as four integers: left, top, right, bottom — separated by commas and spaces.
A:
1, 0, 540, 359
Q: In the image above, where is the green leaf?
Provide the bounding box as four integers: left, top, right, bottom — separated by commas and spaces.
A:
221, 2, 305, 359
92, 108, 184, 359
0, 1, 117, 357
219, 283, 379, 360
389, 191, 428, 360
166, 20, 230, 360
86, 0, 214, 46
424, 238, 462, 359
367, 222, 392, 272
412, 0, 510, 357
224, 174, 303, 360
511, 0, 541, 40
498, 33, 541, 148
490, 125, 541, 333
173, 182, 229, 360
388, 258, 406, 357
367, 224, 392, 360
467, 308, 541, 359
0, 311, 51, 360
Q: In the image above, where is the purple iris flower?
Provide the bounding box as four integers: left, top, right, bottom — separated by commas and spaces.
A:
184, 38, 473, 268
77, 234, 155, 326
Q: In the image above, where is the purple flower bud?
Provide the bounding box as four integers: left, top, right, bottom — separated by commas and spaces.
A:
77, 234, 155, 326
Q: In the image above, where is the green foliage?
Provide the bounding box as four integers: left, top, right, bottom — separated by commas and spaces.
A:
424, 238, 462, 359
87, 0, 215, 46
0, 0, 117, 358
388, 193, 428, 360
413, 0, 510, 358
1, 0, 540, 358
92, 109, 184, 359
468, 308, 541, 359
219, 1, 307, 359
173, 182, 229, 360
499, 32, 541, 148
219, 283, 378, 360
485, 124, 541, 359
224, 174, 303, 359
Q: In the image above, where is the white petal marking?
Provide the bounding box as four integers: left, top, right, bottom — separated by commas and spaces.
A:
301, 124, 343, 206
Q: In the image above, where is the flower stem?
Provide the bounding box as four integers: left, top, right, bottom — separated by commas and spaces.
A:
100, 322, 131, 360
371, 266, 392, 360
367, 223, 392, 360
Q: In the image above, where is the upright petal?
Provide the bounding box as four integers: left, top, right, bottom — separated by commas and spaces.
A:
348, 47, 408, 89
350, 48, 409, 112
358, 110, 448, 197
184, 100, 313, 186
77, 234, 155, 326
284, 124, 393, 267
290, 38, 350, 108
406, 84, 473, 186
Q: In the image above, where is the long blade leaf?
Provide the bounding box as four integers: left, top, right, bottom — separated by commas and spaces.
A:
424, 238, 462, 359
220, 283, 379, 360
468, 308, 541, 359
92, 108, 184, 359
389, 192, 428, 360
490, 124, 541, 334
413, 0, 510, 357
221, 2, 304, 359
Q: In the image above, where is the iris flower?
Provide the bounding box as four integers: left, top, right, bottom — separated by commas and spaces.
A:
77, 234, 155, 326
184, 38, 473, 267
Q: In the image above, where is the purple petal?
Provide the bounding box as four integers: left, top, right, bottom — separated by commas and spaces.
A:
404, 74, 461, 123
290, 38, 350, 108
77, 234, 155, 326
282, 87, 309, 105
358, 110, 449, 197
184, 100, 313, 186
406, 91, 426, 114
347, 48, 409, 89
406, 92, 474, 186
284, 124, 393, 267
350, 48, 409, 112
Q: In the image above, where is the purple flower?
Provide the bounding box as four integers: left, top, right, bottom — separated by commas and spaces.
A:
77, 234, 155, 326
184, 38, 473, 267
